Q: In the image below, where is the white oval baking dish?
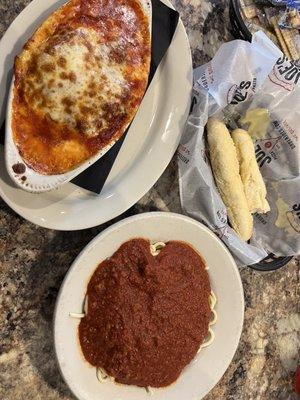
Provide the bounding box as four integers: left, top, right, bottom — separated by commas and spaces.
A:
5, 0, 152, 193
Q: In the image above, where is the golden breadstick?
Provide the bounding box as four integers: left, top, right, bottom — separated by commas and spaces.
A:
207, 119, 253, 241
232, 129, 270, 214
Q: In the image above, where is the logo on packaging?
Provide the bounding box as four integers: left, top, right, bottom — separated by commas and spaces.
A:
255, 118, 297, 164
214, 210, 229, 239
255, 144, 272, 167
276, 199, 300, 235
268, 56, 300, 91
286, 204, 300, 234
177, 144, 190, 165
197, 62, 214, 91
227, 78, 257, 105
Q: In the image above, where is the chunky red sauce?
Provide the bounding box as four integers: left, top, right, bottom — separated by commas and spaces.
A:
79, 238, 211, 388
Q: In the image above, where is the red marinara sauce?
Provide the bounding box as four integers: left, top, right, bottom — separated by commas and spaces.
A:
78, 238, 211, 388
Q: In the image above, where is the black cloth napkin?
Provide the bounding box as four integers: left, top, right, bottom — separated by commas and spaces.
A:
72, 0, 179, 193
0, 0, 179, 194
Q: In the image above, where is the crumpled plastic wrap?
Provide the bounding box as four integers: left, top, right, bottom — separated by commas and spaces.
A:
178, 31, 300, 265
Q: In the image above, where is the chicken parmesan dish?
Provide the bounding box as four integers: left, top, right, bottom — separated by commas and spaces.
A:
12, 0, 151, 175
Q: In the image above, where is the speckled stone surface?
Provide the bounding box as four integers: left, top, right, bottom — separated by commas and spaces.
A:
0, 1, 299, 399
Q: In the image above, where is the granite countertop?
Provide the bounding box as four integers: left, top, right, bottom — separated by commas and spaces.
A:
0, 1, 299, 399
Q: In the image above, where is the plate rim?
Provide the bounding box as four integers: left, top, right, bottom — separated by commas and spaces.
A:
0, 0, 193, 231
54, 211, 245, 400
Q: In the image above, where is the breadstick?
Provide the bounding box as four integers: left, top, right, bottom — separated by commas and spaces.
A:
207, 118, 253, 241
232, 129, 270, 214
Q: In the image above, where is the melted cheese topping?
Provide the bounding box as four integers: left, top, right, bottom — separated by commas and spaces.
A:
24, 27, 127, 138
12, 0, 150, 174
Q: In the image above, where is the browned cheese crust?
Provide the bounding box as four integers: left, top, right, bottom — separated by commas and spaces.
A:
13, 0, 150, 174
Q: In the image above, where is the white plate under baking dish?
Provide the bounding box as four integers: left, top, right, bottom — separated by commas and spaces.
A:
0, 0, 192, 230
54, 212, 244, 400
4, 0, 152, 193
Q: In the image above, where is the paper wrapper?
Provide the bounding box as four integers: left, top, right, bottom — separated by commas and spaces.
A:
178, 31, 300, 265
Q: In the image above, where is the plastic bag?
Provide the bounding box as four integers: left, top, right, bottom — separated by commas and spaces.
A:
178, 31, 300, 265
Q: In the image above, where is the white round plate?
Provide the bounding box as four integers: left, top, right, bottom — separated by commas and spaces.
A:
54, 212, 244, 400
0, 0, 192, 230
